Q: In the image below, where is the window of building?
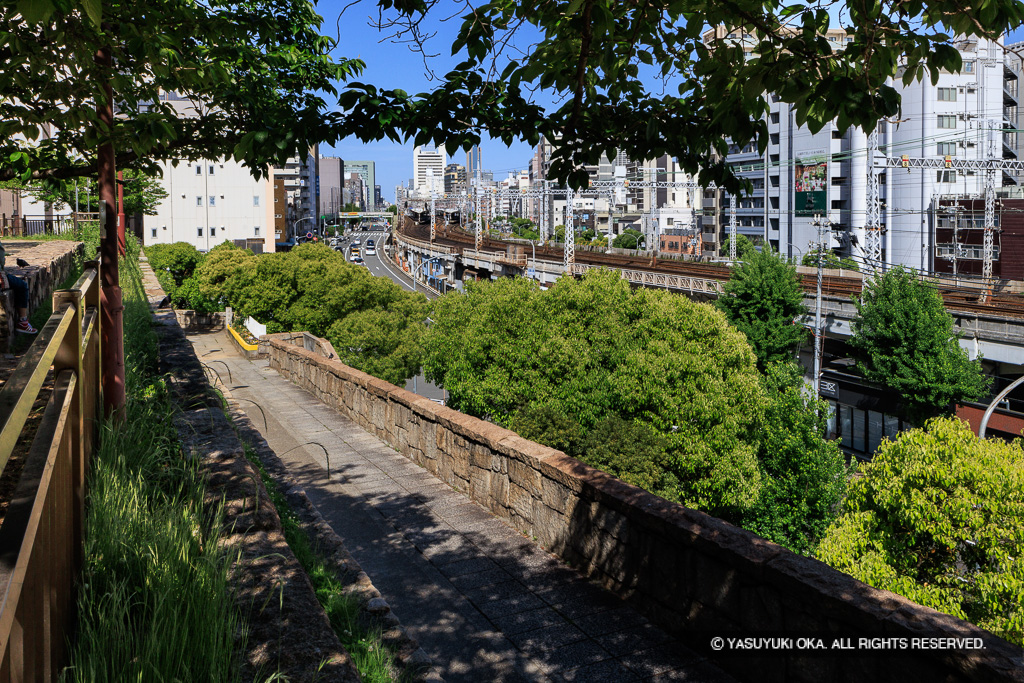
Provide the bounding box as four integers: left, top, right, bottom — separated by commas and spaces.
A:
195, 165, 201, 175
209, 195, 216, 207
209, 165, 215, 175
964, 61, 975, 73
937, 142, 958, 156
196, 196, 202, 206
832, 176, 847, 186
769, 112, 780, 124
937, 170, 958, 183
210, 227, 216, 237
253, 196, 260, 207
197, 227, 203, 236
938, 115, 957, 129
832, 129, 843, 139
151, 228, 157, 238
938, 87, 957, 101
769, 133, 779, 145
254, 226, 260, 236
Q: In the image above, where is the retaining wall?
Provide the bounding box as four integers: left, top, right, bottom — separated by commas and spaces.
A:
0, 240, 84, 347
263, 334, 1023, 683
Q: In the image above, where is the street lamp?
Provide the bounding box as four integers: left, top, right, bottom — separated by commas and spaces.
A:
294, 215, 316, 242
413, 255, 445, 294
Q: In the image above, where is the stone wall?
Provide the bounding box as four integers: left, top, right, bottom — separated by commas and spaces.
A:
0, 240, 84, 347
264, 334, 1024, 683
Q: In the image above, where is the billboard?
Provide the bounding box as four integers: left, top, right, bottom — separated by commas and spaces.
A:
795, 151, 828, 217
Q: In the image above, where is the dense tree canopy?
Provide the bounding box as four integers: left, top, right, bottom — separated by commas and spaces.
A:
612, 229, 645, 250
5, 0, 1023, 193
194, 242, 429, 385
0, 0, 357, 184
424, 272, 848, 548
424, 271, 766, 514
849, 267, 989, 426
818, 418, 1024, 645
742, 363, 849, 554
716, 248, 807, 369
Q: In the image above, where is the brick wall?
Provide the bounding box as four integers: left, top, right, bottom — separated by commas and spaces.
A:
263, 334, 1023, 683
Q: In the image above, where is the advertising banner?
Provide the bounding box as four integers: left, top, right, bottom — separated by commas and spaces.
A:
795, 150, 828, 217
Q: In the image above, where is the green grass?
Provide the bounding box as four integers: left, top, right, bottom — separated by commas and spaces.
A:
62, 236, 241, 682
243, 445, 411, 683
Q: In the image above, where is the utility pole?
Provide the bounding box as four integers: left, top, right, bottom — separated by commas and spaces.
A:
728, 193, 737, 261
474, 168, 482, 250
428, 169, 436, 242
864, 129, 882, 283
811, 214, 828, 395
564, 186, 575, 267
983, 119, 997, 301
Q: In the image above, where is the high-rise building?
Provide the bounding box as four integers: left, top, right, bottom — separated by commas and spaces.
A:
466, 145, 482, 178
346, 173, 365, 209
319, 156, 344, 218
413, 146, 445, 195
345, 160, 376, 208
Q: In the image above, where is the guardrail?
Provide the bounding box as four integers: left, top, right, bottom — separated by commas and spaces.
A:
0, 262, 102, 679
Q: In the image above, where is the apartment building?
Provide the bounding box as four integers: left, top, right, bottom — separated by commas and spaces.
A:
703, 32, 1016, 269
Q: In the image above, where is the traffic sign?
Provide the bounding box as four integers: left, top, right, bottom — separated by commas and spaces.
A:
306, 232, 313, 239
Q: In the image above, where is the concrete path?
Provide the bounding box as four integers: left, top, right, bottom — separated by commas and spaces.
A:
188, 330, 735, 683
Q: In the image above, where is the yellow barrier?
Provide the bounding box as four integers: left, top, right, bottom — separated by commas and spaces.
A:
228, 325, 259, 352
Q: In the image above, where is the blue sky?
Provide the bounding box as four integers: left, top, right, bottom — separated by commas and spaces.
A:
317, 1, 1024, 204
320, 0, 538, 202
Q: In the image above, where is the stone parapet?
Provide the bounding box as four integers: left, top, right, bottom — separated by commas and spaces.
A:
0, 240, 84, 348
264, 333, 1024, 683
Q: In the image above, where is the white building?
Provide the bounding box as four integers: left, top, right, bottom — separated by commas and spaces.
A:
149, 158, 276, 252
413, 146, 445, 196
707, 33, 1016, 269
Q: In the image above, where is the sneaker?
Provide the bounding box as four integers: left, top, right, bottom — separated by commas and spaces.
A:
15, 319, 37, 334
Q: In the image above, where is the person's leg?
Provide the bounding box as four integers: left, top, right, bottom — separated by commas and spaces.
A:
7, 274, 35, 333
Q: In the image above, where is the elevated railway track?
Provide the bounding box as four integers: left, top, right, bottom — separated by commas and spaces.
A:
398, 220, 1024, 320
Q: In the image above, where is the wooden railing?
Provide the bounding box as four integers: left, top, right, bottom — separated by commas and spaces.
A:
0, 262, 102, 680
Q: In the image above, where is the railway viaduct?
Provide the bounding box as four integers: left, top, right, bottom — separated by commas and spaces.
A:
390, 222, 1024, 367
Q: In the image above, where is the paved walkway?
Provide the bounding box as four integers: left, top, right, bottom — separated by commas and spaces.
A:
188, 330, 735, 683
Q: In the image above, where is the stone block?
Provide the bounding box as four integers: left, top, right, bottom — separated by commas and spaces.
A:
468, 442, 498, 470
509, 482, 534, 523
450, 446, 470, 480
541, 476, 574, 515
469, 466, 492, 503
508, 457, 542, 495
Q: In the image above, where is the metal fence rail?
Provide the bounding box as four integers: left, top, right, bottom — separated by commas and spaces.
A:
0, 263, 101, 680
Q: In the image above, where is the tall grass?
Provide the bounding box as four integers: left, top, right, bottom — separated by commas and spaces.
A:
62, 236, 240, 682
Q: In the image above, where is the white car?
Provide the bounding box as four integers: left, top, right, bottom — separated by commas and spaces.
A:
366, 246, 376, 256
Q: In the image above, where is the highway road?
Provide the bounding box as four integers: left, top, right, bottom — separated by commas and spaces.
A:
341, 229, 447, 404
